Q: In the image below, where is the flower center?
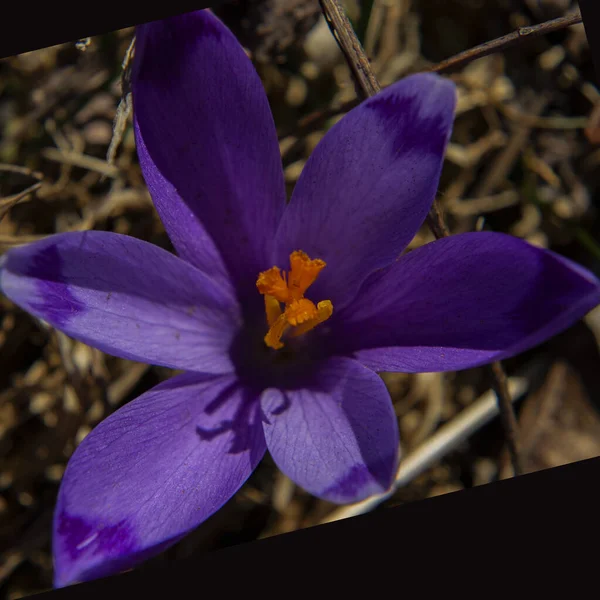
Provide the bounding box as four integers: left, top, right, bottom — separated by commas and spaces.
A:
256, 251, 333, 350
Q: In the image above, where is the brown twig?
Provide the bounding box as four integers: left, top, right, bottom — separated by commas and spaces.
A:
317, 0, 523, 477
489, 361, 524, 476
41, 148, 119, 178
0, 182, 43, 220
318, 0, 380, 98
428, 11, 582, 74
0, 164, 44, 179
107, 34, 136, 169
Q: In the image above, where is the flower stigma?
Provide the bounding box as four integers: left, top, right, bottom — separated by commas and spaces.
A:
256, 251, 333, 350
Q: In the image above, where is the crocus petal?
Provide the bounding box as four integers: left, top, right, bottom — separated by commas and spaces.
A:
330, 232, 600, 372
134, 129, 232, 291
273, 73, 456, 310
261, 357, 399, 504
0, 231, 240, 373
53, 372, 266, 587
132, 10, 286, 299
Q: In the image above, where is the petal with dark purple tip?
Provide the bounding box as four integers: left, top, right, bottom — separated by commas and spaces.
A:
0, 231, 240, 373
53, 372, 265, 587
132, 10, 286, 298
273, 73, 456, 310
261, 357, 399, 504
331, 232, 600, 372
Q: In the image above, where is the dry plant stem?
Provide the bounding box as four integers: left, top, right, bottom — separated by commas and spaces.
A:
425, 204, 450, 239
318, 0, 380, 98
318, 0, 524, 477
489, 361, 524, 476
321, 376, 530, 524
0, 164, 44, 179
0, 182, 42, 219
107, 35, 136, 168
428, 11, 582, 74
42, 148, 119, 178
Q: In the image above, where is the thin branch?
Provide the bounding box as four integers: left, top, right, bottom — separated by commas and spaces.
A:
489, 361, 525, 476
317, 0, 524, 478
106, 34, 136, 169
0, 182, 43, 220
41, 148, 119, 178
428, 10, 582, 74
0, 164, 44, 179
318, 0, 380, 98
425, 202, 450, 241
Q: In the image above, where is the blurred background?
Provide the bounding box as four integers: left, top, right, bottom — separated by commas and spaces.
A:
2, 0, 600, 596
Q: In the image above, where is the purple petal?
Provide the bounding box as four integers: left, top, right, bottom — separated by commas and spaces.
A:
331, 232, 600, 372
134, 129, 232, 291
132, 10, 286, 299
0, 231, 240, 373
53, 372, 266, 587
260, 357, 399, 504
273, 73, 456, 310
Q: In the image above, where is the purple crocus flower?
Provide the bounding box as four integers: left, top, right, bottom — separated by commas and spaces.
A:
1, 8, 599, 588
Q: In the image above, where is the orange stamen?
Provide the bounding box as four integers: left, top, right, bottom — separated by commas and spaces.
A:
289, 300, 333, 338
256, 267, 289, 303
263, 313, 290, 350
264, 295, 282, 327
288, 251, 326, 300
256, 251, 333, 349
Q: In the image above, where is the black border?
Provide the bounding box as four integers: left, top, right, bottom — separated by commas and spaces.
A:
580, 0, 600, 85
25, 457, 600, 598
0, 2, 223, 59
